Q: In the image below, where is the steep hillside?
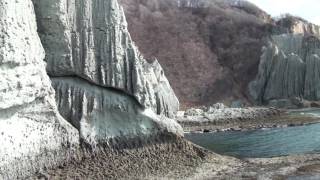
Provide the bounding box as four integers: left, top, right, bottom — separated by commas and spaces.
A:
119, 0, 274, 108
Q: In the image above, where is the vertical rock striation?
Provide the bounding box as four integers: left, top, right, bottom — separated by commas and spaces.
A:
33, 0, 179, 118
52, 77, 182, 145
0, 0, 79, 179
32, 0, 182, 145
249, 32, 320, 106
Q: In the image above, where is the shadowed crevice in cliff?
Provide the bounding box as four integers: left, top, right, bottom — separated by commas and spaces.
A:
50, 75, 144, 108
50, 75, 183, 145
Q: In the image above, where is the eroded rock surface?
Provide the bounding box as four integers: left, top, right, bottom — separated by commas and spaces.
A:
33, 0, 178, 118
32, 0, 182, 145
52, 77, 182, 144
250, 33, 320, 106
0, 0, 79, 179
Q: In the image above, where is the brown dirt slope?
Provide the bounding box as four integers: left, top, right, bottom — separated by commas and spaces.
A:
119, 0, 275, 108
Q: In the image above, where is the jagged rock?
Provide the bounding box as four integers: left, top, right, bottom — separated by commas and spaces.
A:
32, 0, 178, 118
32, 0, 182, 144
184, 108, 204, 116
276, 15, 320, 37
249, 33, 320, 106
0, 0, 79, 179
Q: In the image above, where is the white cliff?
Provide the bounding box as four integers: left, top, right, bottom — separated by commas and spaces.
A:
250, 33, 320, 107
0, 0, 79, 179
32, 0, 182, 144
33, 0, 179, 118
52, 77, 182, 145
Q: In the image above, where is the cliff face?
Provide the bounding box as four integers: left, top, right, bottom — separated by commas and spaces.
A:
32, 0, 182, 145
276, 15, 320, 37
0, 0, 182, 178
33, 0, 178, 118
119, 0, 273, 107
249, 22, 320, 106
0, 0, 79, 179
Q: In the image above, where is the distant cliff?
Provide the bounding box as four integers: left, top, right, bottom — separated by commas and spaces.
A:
250, 16, 320, 108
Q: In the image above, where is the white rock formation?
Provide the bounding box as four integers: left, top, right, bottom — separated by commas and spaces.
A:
33, 0, 179, 118
32, 0, 182, 144
52, 77, 182, 145
249, 33, 320, 106
0, 0, 79, 179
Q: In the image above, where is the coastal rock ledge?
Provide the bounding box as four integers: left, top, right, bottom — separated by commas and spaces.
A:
0, 0, 184, 179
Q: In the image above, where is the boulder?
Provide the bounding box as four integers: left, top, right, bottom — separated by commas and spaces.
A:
0, 0, 79, 179
185, 108, 204, 116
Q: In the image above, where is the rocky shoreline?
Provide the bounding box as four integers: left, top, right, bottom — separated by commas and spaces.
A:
177, 104, 320, 133
1, 0, 320, 179
29, 136, 209, 179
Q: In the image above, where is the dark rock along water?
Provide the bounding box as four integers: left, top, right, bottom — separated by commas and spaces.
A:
185, 109, 320, 158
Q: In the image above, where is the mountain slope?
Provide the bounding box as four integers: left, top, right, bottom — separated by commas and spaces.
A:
119, 0, 274, 108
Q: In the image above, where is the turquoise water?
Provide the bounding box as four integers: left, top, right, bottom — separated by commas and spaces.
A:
185, 109, 320, 158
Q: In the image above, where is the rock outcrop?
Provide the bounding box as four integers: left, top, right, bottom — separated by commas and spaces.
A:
276, 15, 320, 37
33, 0, 178, 118
249, 32, 320, 107
0, 0, 182, 178
178, 104, 281, 132
52, 77, 182, 145
32, 0, 182, 145
0, 0, 79, 179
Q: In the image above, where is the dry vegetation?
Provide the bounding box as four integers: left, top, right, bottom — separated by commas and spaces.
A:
119, 0, 276, 108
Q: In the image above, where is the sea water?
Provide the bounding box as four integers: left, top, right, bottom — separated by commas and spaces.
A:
185, 109, 320, 158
